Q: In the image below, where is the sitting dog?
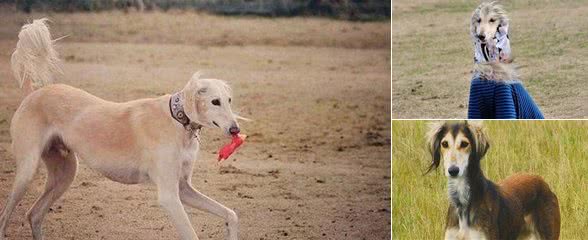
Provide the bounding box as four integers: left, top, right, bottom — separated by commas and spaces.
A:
0, 18, 242, 240
427, 121, 560, 239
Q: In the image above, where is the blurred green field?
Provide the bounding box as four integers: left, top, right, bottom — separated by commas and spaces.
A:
392, 120, 588, 239
392, 0, 588, 118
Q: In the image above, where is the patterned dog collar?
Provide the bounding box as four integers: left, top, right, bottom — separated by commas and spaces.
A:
169, 92, 202, 134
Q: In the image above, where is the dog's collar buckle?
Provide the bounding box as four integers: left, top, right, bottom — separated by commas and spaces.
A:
169, 92, 202, 138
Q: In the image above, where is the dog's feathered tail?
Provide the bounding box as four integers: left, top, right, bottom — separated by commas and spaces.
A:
11, 18, 62, 96
474, 62, 518, 82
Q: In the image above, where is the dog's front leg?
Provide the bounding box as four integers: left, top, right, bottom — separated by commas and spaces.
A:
155, 174, 199, 240
179, 180, 238, 240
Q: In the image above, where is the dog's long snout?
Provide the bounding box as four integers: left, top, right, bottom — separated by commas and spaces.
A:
448, 166, 460, 177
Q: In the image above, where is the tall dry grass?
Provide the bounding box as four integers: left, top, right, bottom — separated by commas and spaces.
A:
392, 120, 588, 239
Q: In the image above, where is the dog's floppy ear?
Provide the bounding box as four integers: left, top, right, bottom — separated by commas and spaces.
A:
197, 87, 208, 95
425, 121, 446, 174
188, 72, 208, 96
182, 73, 204, 95
470, 4, 481, 35
181, 73, 211, 120
466, 121, 490, 160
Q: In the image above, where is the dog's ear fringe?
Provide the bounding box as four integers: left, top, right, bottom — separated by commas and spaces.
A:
191, 71, 204, 80
465, 120, 490, 160
424, 121, 445, 175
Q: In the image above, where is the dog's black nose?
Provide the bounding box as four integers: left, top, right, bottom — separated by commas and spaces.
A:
448, 166, 460, 177
478, 34, 486, 41
229, 126, 240, 135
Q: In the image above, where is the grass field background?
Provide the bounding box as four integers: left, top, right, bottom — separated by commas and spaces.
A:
392, 120, 588, 239
392, 0, 588, 118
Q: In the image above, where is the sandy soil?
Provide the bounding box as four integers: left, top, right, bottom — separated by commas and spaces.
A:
0, 10, 391, 240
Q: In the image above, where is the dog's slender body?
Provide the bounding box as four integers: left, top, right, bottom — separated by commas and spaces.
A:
427, 121, 560, 240
0, 19, 242, 240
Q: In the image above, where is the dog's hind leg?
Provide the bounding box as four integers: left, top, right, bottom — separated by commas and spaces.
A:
533, 190, 561, 240
179, 180, 239, 240
27, 138, 77, 240
0, 133, 44, 238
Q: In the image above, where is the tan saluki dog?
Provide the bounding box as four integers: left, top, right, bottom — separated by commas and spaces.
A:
0, 19, 243, 240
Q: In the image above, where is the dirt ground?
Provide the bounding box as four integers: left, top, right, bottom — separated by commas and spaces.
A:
0, 9, 391, 240
392, 0, 588, 119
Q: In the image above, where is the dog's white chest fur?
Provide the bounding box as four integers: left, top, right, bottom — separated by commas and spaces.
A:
445, 177, 486, 239
449, 215, 487, 240
445, 177, 486, 240
178, 140, 200, 177
181, 138, 199, 156
448, 177, 470, 207
445, 226, 487, 240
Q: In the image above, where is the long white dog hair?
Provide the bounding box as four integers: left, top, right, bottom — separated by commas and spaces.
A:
11, 18, 62, 93
470, 1, 518, 81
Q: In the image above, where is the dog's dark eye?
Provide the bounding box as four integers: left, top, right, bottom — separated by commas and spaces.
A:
489, 18, 496, 23
460, 141, 469, 148
441, 141, 449, 148
476, 18, 481, 23
212, 99, 221, 106
228, 98, 232, 104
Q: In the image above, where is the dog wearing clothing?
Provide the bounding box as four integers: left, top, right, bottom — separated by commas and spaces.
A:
467, 1, 544, 119
0, 19, 243, 240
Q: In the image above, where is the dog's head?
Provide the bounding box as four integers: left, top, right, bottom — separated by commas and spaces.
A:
426, 121, 489, 178
181, 73, 242, 136
470, 1, 508, 44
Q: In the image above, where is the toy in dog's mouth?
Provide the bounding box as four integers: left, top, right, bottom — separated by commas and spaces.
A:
218, 134, 247, 162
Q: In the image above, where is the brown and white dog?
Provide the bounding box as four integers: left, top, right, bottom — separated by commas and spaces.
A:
0, 19, 244, 240
427, 121, 560, 240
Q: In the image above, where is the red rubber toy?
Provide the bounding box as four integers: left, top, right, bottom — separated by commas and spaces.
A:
218, 134, 247, 162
